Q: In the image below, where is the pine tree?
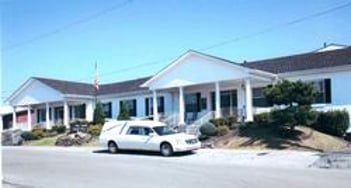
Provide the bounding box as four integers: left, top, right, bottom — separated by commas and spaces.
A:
117, 103, 130, 120
93, 102, 106, 125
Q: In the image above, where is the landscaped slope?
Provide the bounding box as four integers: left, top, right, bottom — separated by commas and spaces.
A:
212, 126, 350, 152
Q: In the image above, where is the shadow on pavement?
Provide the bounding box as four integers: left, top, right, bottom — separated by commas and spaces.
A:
92, 149, 196, 157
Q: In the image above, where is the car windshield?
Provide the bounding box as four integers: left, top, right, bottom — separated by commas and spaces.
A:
153, 126, 177, 136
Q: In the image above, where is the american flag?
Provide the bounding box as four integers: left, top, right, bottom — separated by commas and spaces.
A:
95, 62, 99, 92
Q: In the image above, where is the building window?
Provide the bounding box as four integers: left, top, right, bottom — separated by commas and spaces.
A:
74, 104, 86, 119
102, 102, 112, 118
185, 93, 201, 113
37, 109, 46, 123
120, 99, 137, 117
54, 107, 63, 122
211, 90, 237, 111
201, 98, 207, 110
145, 96, 165, 116
253, 87, 270, 107
309, 79, 332, 104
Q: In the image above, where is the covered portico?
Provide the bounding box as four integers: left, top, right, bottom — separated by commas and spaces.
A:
141, 50, 277, 125
6, 78, 95, 131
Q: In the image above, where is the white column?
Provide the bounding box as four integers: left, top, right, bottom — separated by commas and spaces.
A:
27, 106, 32, 131
51, 107, 55, 124
152, 90, 159, 121
63, 101, 69, 128
12, 106, 17, 129
215, 82, 221, 118
72, 105, 76, 120
237, 84, 246, 121
85, 101, 94, 122
178, 87, 185, 125
45, 103, 51, 129
245, 78, 253, 122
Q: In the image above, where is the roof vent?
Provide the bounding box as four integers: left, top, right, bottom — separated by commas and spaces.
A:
314, 43, 348, 53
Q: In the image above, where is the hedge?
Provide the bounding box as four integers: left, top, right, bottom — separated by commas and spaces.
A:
315, 110, 349, 137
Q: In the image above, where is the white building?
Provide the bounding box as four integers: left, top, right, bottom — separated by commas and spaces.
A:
3, 44, 351, 131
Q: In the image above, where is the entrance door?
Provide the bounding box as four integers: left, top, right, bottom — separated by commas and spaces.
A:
184, 93, 201, 124
211, 90, 237, 117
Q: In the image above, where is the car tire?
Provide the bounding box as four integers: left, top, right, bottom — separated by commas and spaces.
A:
108, 141, 118, 154
160, 143, 173, 157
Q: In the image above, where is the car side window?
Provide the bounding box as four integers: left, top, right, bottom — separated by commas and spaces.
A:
143, 127, 153, 136
127, 127, 141, 135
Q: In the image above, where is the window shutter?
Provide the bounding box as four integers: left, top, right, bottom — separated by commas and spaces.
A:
145, 98, 149, 116
196, 93, 201, 112
119, 101, 123, 112
211, 92, 215, 111
37, 110, 40, 123
325, 79, 332, 103
159, 96, 165, 113
108, 102, 112, 118
132, 100, 137, 116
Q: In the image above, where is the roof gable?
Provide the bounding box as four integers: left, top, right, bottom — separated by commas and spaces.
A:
141, 50, 266, 89
9, 79, 64, 106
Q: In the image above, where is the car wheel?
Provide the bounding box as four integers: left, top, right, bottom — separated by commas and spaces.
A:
108, 141, 118, 154
160, 143, 173, 157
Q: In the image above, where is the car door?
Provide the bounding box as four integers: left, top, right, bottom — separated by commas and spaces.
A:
123, 126, 151, 150
139, 127, 159, 151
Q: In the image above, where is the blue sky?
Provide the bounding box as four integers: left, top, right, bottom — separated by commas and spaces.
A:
1, 0, 351, 104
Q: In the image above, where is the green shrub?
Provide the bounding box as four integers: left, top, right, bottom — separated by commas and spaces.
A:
32, 129, 46, 140
200, 122, 217, 136
217, 126, 230, 136
88, 124, 102, 137
51, 125, 66, 134
21, 131, 36, 141
316, 110, 349, 137
209, 116, 237, 129
209, 118, 226, 127
226, 115, 238, 129
254, 112, 271, 126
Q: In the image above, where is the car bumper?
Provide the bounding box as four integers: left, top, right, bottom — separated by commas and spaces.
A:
173, 142, 201, 152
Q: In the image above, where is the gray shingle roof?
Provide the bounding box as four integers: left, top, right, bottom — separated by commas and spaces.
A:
33, 76, 151, 96
98, 77, 151, 95
33, 47, 351, 96
34, 77, 96, 95
242, 47, 351, 73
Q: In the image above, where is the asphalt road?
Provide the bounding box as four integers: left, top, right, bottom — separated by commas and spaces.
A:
2, 147, 351, 188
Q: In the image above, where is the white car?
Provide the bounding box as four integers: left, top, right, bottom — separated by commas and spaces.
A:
99, 120, 201, 156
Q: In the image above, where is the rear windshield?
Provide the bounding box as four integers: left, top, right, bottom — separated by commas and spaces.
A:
153, 126, 176, 136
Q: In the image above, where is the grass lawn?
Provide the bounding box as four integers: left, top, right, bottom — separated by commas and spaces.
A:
24, 135, 61, 146
213, 126, 350, 152
24, 134, 100, 147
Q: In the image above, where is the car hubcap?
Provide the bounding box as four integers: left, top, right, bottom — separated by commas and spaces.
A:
109, 143, 116, 153
162, 145, 171, 156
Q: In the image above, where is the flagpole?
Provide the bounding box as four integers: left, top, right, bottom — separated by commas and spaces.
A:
94, 62, 99, 105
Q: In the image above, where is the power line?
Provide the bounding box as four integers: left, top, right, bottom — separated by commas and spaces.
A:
77, 56, 176, 82
2, 0, 134, 51
200, 1, 351, 51
83, 1, 351, 82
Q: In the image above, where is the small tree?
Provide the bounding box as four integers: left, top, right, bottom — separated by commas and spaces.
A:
264, 80, 318, 130
117, 103, 130, 120
93, 102, 106, 125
